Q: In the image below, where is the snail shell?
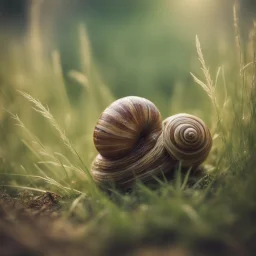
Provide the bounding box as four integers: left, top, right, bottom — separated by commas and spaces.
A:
93, 96, 162, 159
91, 96, 212, 188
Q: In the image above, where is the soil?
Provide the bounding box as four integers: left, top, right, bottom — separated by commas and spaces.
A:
0, 190, 92, 256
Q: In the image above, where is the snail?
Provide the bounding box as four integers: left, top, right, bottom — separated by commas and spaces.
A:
91, 96, 212, 188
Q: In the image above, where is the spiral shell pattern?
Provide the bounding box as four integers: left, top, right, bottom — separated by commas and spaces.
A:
163, 114, 212, 167
91, 97, 212, 188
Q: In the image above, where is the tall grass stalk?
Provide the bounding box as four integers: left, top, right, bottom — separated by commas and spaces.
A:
19, 90, 76, 155
190, 36, 228, 167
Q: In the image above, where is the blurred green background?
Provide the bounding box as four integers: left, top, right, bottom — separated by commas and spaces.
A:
0, 0, 255, 149
2, 0, 253, 115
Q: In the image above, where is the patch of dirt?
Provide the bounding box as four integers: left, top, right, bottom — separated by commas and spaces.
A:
0, 190, 61, 219
0, 190, 92, 256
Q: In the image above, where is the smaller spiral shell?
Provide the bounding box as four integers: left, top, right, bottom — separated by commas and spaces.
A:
162, 113, 212, 167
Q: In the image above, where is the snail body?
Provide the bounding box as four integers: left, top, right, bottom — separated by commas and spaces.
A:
91, 96, 212, 188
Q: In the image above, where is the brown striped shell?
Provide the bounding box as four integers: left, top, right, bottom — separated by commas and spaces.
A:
162, 114, 212, 167
91, 97, 212, 188
93, 96, 162, 159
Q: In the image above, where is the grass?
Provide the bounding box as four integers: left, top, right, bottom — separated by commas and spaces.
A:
1, 3, 256, 256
